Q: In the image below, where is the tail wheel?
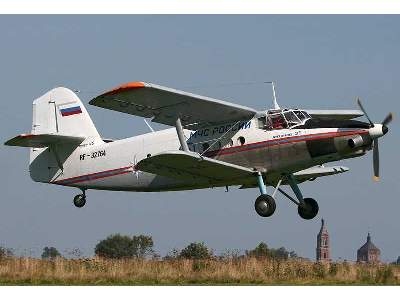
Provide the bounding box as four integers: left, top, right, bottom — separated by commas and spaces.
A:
73, 194, 86, 208
298, 198, 319, 220
255, 194, 276, 217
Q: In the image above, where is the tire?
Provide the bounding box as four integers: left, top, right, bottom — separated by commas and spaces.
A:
255, 194, 276, 217
73, 194, 86, 208
298, 197, 319, 220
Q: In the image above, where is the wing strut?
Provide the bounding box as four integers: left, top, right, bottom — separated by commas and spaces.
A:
175, 118, 189, 152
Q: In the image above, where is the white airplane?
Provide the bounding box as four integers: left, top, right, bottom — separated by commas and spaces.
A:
5, 82, 392, 220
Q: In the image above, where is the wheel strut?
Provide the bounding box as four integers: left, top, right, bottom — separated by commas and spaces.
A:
256, 172, 267, 195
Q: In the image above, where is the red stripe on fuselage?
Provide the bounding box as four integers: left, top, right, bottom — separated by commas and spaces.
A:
205, 129, 368, 157
53, 129, 368, 186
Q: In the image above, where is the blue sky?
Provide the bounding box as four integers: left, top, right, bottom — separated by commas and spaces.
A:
0, 15, 399, 261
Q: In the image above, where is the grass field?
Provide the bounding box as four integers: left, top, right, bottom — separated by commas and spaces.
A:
0, 257, 399, 285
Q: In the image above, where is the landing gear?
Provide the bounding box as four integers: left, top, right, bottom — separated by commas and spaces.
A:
283, 174, 319, 220
297, 198, 319, 220
254, 172, 276, 217
255, 194, 276, 217
73, 191, 86, 208
265, 174, 319, 220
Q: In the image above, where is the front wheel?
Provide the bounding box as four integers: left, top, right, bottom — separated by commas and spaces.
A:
298, 198, 319, 220
255, 194, 276, 217
73, 194, 86, 208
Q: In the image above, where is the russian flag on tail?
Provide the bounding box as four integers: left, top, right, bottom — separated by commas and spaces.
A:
59, 104, 82, 117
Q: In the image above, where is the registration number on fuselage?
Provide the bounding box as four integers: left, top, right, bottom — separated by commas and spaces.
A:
79, 150, 106, 161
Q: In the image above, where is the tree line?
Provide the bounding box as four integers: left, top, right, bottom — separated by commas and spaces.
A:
1, 234, 299, 260
2, 234, 400, 263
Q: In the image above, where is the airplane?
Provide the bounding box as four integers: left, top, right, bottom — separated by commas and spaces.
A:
4, 82, 393, 220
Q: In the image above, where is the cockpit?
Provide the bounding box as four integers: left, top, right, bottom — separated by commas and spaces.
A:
257, 109, 312, 130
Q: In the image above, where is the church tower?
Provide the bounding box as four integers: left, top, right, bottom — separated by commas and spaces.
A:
316, 219, 331, 262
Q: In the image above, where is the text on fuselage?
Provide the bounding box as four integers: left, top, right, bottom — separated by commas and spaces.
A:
189, 120, 251, 139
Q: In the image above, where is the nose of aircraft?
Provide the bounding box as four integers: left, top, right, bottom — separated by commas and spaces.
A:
369, 124, 387, 139
382, 124, 389, 135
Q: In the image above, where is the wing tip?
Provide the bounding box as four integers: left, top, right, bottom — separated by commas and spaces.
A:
101, 81, 146, 97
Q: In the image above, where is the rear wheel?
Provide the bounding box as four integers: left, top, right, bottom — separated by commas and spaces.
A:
255, 194, 276, 217
298, 198, 319, 220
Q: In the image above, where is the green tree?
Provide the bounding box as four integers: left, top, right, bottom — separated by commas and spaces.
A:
41, 246, 61, 259
179, 242, 212, 259
246, 242, 270, 257
132, 235, 154, 258
272, 247, 289, 259
0, 246, 13, 258
95, 234, 154, 259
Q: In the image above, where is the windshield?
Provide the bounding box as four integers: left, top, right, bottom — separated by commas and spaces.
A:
260, 109, 311, 130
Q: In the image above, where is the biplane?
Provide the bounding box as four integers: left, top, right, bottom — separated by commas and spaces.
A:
5, 82, 392, 219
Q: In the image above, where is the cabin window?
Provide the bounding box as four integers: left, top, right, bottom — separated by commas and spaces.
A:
238, 136, 245, 146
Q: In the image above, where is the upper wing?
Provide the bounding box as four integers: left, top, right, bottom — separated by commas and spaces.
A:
306, 109, 363, 120
89, 82, 257, 130
4, 133, 85, 148
136, 150, 256, 185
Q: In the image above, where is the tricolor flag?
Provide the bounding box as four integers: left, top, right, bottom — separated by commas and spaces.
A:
59, 104, 82, 117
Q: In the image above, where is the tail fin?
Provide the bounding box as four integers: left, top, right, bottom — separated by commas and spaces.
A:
5, 87, 103, 183
32, 87, 101, 139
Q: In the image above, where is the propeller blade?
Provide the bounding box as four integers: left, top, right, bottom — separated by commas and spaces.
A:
373, 139, 380, 181
382, 112, 393, 126
356, 98, 374, 127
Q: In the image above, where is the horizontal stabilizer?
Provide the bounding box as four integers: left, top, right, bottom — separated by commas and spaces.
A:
136, 150, 255, 184
4, 133, 85, 148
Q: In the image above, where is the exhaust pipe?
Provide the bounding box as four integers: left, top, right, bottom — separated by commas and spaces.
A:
348, 135, 364, 148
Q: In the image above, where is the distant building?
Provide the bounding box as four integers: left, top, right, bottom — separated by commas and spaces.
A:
357, 232, 381, 263
316, 219, 330, 262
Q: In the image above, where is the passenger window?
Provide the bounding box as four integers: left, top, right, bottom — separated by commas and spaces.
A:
238, 136, 245, 146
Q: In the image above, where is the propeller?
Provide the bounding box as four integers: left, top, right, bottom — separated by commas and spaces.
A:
356, 98, 393, 181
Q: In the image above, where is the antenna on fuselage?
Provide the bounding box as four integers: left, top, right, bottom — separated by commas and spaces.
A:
265, 81, 280, 110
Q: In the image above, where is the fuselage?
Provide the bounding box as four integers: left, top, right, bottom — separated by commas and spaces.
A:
33, 115, 372, 192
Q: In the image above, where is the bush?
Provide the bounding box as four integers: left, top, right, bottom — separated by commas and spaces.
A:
246, 242, 295, 260
179, 242, 212, 259
95, 234, 154, 259
41, 247, 61, 259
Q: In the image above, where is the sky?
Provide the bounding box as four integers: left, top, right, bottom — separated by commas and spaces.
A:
0, 15, 399, 261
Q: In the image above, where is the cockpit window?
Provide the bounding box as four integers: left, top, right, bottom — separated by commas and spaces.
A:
294, 110, 306, 121
269, 114, 288, 129
261, 109, 312, 130
283, 111, 300, 127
